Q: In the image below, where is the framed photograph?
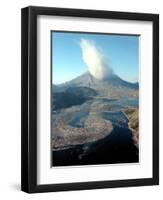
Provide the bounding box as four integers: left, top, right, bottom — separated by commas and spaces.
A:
21, 6, 159, 193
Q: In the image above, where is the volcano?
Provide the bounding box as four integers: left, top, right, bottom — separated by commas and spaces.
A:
54, 72, 138, 98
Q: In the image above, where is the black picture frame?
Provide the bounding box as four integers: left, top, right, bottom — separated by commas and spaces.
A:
21, 6, 159, 193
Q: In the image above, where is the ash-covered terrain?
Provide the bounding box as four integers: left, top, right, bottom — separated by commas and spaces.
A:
52, 72, 139, 166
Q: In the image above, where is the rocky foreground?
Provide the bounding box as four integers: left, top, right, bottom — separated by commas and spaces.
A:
52, 72, 139, 166
124, 108, 139, 147
52, 97, 139, 166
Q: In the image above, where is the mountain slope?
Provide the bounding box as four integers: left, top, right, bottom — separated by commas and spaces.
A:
54, 72, 138, 98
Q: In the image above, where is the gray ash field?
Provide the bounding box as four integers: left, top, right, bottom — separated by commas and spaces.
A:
52, 72, 139, 166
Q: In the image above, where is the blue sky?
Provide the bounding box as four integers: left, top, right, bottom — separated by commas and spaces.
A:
52, 32, 139, 84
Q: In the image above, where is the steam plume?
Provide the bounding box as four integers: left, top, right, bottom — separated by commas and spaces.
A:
80, 39, 113, 79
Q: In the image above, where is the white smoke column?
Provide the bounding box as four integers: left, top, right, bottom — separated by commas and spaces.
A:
80, 39, 112, 79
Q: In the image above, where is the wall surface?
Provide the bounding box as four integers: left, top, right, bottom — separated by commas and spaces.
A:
0, 0, 162, 199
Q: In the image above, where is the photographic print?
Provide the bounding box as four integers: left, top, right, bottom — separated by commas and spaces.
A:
51, 31, 139, 167
21, 6, 159, 193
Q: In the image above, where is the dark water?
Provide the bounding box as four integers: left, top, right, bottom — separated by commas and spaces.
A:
53, 126, 138, 166
101, 111, 128, 126
96, 97, 138, 108
52, 97, 139, 167
115, 98, 139, 108
89, 97, 138, 112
